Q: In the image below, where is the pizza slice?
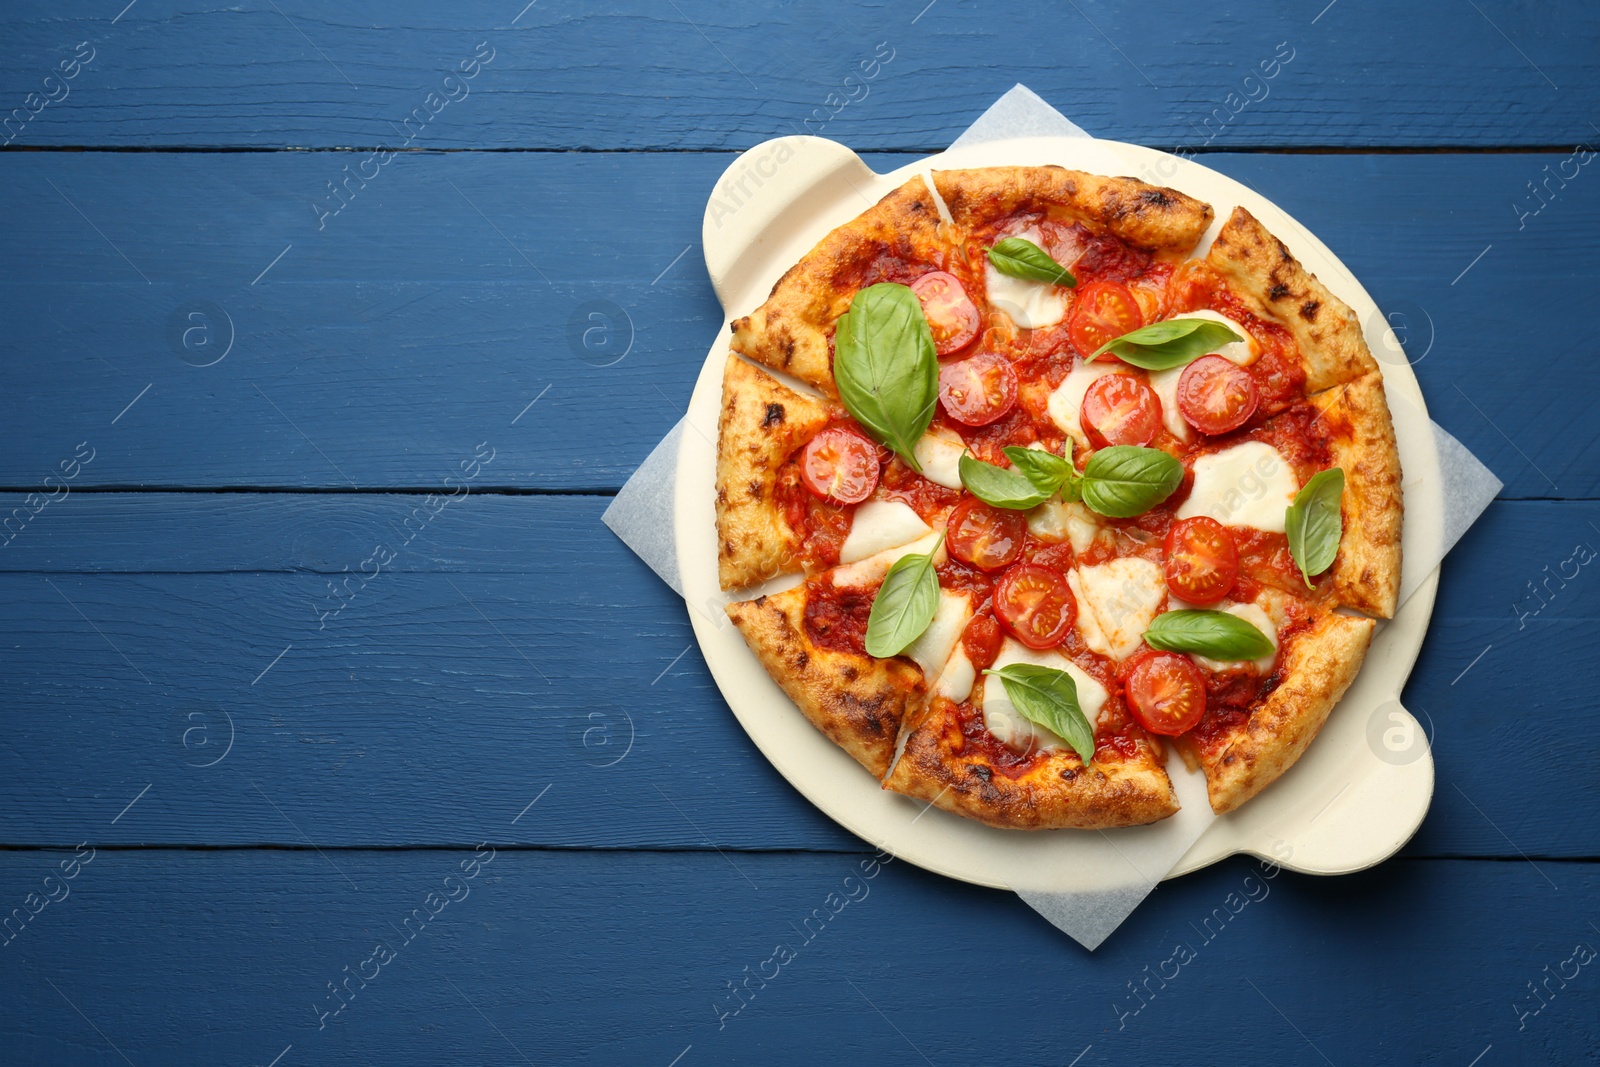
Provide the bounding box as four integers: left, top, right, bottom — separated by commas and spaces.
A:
883, 633, 1180, 830
930, 166, 1214, 364
715, 354, 834, 589
728, 174, 963, 396
1197, 206, 1380, 395
725, 530, 957, 778
1174, 595, 1375, 814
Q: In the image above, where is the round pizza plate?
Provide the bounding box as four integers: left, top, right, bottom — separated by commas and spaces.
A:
676, 134, 1438, 888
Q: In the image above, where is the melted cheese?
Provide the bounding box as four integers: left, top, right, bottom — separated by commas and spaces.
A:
912, 428, 967, 490
839, 500, 930, 564
1146, 364, 1190, 442
1025, 498, 1073, 543
1176, 309, 1258, 365
1176, 441, 1299, 533
831, 530, 944, 588
905, 590, 972, 680
985, 226, 1069, 329
1047, 362, 1128, 445
981, 639, 1110, 752
1068, 557, 1167, 661
933, 645, 975, 704
1064, 501, 1105, 555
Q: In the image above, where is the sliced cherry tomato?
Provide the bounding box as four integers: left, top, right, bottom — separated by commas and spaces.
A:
1125, 651, 1206, 735
993, 563, 1076, 650
1068, 280, 1143, 360
799, 425, 880, 505
911, 271, 981, 356
947, 498, 1027, 572
1163, 516, 1240, 605
962, 613, 1004, 672
1177, 354, 1259, 435
938, 350, 1018, 427
1081, 373, 1161, 448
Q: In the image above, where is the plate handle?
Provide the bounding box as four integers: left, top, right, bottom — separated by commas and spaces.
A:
701, 136, 877, 311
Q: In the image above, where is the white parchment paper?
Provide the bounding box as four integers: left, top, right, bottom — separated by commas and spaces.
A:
602, 85, 1501, 949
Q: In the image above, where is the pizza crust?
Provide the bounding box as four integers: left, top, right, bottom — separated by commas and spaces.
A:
715, 355, 833, 590
726, 584, 925, 778
1308, 372, 1403, 618
728, 175, 951, 395
883, 700, 1179, 830
1205, 207, 1379, 393
932, 165, 1214, 252
1194, 609, 1375, 814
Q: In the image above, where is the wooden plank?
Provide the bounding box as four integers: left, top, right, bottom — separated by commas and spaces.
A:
0, 150, 1595, 495
0, 493, 1592, 856
1, 1, 1596, 148
0, 850, 1592, 1063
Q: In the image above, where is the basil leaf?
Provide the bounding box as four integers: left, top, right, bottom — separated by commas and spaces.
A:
1088, 319, 1244, 370
1080, 445, 1183, 518
1286, 467, 1345, 587
864, 536, 943, 658
982, 664, 1095, 766
1003, 445, 1072, 495
986, 237, 1076, 287
833, 283, 939, 473
958, 453, 1054, 510
1144, 609, 1275, 660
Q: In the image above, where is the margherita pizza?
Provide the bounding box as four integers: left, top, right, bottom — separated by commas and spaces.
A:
714, 166, 1401, 830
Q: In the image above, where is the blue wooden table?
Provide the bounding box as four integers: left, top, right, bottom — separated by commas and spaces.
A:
2, 2, 1597, 1063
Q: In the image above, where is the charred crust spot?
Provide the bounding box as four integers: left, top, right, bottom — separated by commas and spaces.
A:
781, 337, 796, 362
1269, 282, 1290, 300
794, 650, 809, 669
1300, 300, 1321, 321
762, 402, 785, 426
967, 764, 993, 782
840, 665, 860, 682
715, 487, 728, 505
1140, 188, 1173, 208
747, 479, 763, 500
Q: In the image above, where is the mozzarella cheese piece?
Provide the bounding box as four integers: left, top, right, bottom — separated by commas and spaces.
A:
1025, 497, 1072, 543
1175, 309, 1258, 365
1047, 363, 1127, 445
985, 226, 1069, 329
1176, 441, 1299, 533
1145, 364, 1191, 442
905, 590, 973, 680
1069, 557, 1167, 661
912, 428, 967, 490
839, 500, 931, 564
1024, 499, 1106, 554
832, 530, 944, 588
933, 645, 976, 704
981, 639, 1110, 752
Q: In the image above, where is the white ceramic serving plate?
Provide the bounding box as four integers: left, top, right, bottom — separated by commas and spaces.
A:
675, 135, 1437, 887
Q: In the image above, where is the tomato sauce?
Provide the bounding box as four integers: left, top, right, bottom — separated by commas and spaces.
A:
802, 582, 874, 655
878, 460, 960, 524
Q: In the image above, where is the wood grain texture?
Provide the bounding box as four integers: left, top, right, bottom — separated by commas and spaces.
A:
0, 851, 1591, 1065
0, 0, 1595, 149
5, 7, 1598, 1057
0, 493, 1591, 857
0, 150, 1595, 495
